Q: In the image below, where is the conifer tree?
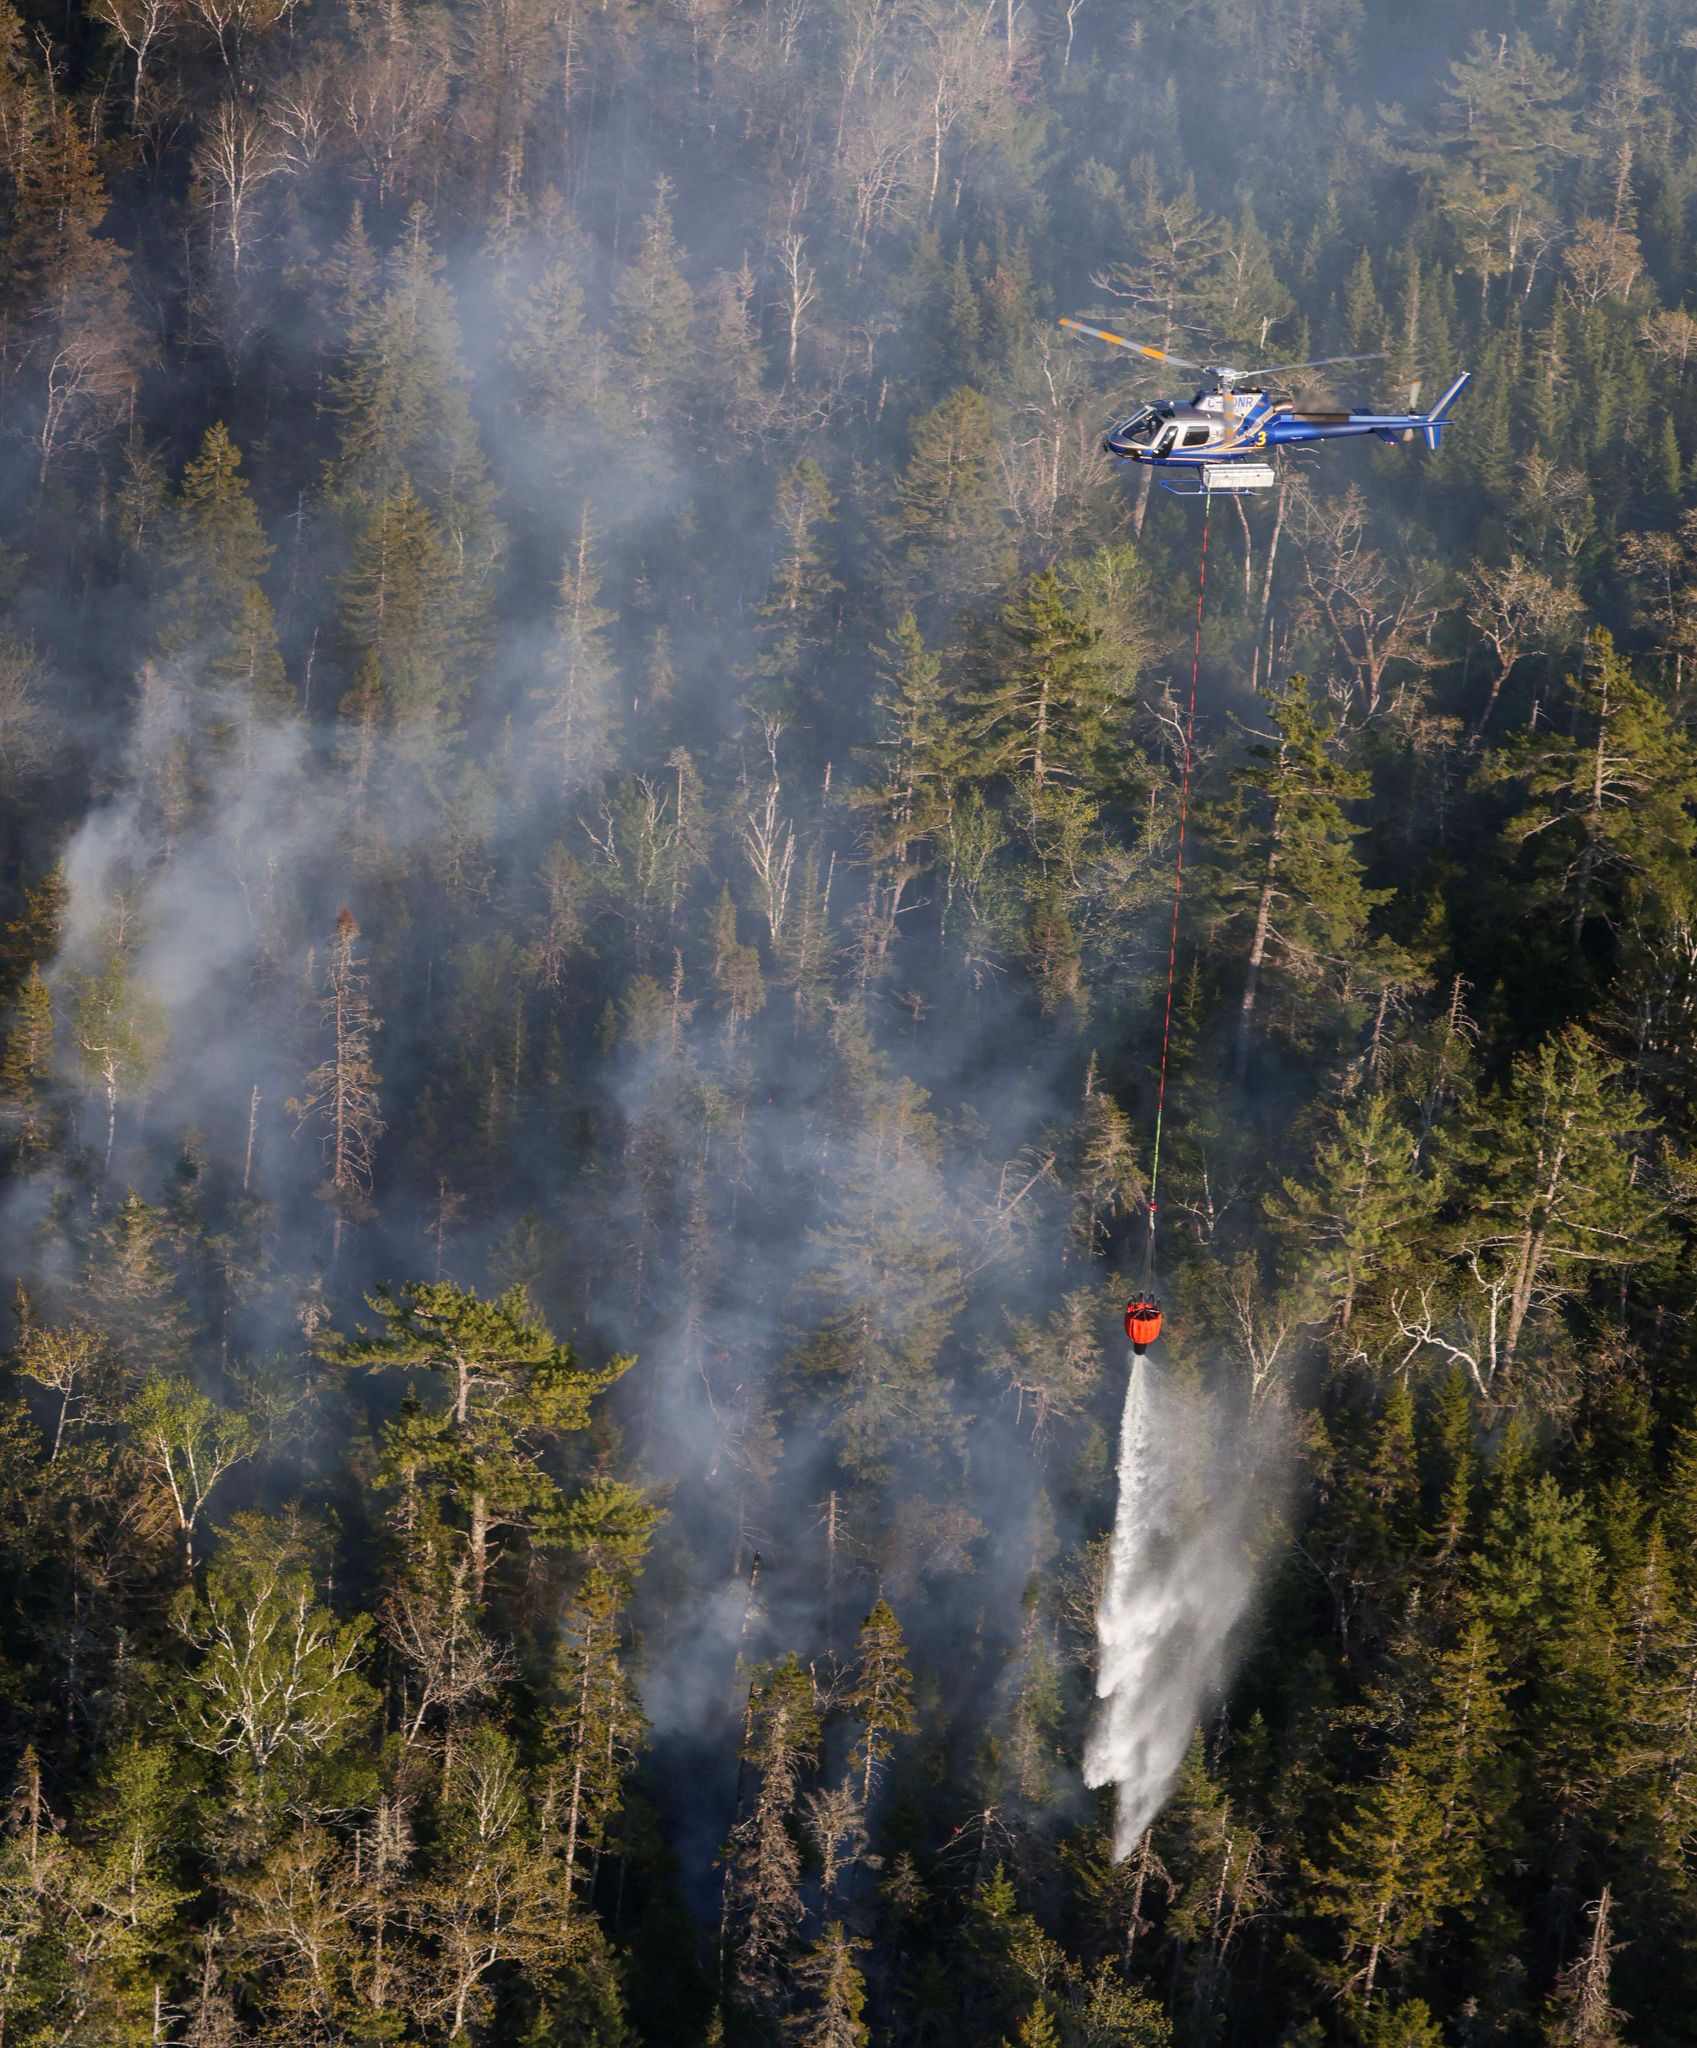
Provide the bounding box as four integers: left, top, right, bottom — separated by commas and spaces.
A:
610, 180, 696, 423
289, 909, 384, 1261
0, 867, 64, 1007
330, 208, 497, 571
890, 386, 1013, 603
793, 1116, 963, 1478
969, 567, 1130, 795
1264, 1092, 1432, 1337
957, 1864, 1064, 2045
852, 612, 960, 985
1485, 631, 1697, 954
1309, 1746, 1456, 2006
536, 506, 618, 787
330, 1280, 624, 1601
548, 1478, 658, 1919
338, 480, 463, 735
792, 1923, 871, 2048
503, 239, 591, 428
156, 422, 287, 702
754, 459, 839, 717
1204, 675, 1383, 1082
849, 1597, 915, 1811
723, 1654, 820, 2023
76, 1190, 191, 1379
0, 963, 54, 1157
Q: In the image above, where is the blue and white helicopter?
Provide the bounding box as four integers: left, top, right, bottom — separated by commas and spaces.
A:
1060, 318, 1469, 496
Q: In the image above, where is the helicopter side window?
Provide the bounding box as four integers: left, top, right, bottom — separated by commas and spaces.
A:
1180, 426, 1212, 449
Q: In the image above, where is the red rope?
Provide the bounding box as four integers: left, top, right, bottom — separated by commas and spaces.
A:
1144, 494, 1211, 1278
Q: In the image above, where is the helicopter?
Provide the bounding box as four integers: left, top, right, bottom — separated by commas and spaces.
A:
1059, 318, 1469, 495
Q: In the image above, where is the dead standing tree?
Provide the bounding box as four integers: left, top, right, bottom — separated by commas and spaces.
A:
1293, 486, 1444, 723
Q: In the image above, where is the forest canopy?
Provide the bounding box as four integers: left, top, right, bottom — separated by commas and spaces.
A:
0, 0, 1696, 2043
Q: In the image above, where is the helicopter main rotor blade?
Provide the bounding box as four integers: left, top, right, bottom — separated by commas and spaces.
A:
1233, 350, 1389, 381
1058, 317, 1207, 373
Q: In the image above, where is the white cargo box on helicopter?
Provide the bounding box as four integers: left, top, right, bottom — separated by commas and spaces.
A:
1201, 463, 1276, 492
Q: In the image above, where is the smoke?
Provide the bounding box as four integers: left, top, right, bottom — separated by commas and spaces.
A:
1084, 1356, 1272, 1857
0, 0, 1450, 1904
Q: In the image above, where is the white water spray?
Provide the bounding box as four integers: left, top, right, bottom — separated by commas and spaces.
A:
1084, 1356, 1263, 1857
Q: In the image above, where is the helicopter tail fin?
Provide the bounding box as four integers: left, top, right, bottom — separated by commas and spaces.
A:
1420, 371, 1470, 449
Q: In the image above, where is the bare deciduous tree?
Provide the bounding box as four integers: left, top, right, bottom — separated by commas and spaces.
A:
1464, 553, 1584, 738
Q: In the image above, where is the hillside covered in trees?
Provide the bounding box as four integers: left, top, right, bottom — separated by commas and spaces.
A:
3, 0, 1697, 2041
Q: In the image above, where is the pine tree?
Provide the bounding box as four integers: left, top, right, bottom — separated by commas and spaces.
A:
548, 1479, 658, 1920
1420, 1369, 1478, 1571
754, 459, 839, 718
0, 83, 140, 486
330, 207, 497, 571
1067, 1063, 1143, 1259
791, 1923, 871, 2048
1308, 1746, 1456, 2005
330, 1280, 624, 1601
76, 1190, 191, 1380
890, 386, 1013, 604
338, 480, 463, 735
1201, 200, 1294, 353
155, 422, 286, 700
994, 1293, 1103, 1440
851, 612, 961, 985
968, 567, 1130, 793
849, 1598, 916, 1811
610, 180, 696, 424
536, 506, 618, 787
289, 909, 385, 1261
793, 1096, 964, 1479
503, 239, 591, 427
710, 885, 766, 1034
698, 258, 773, 446
1484, 631, 1697, 955
1341, 248, 1387, 351
0, 962, 54, 1157
723, 1654, 819, 2023
1204, 675, 1384, 1082
0, 866, 64, 1007
1005, 1997, 1060, 2048
957, 1864, 1064, 2046
1264, 1092, 1433, 1337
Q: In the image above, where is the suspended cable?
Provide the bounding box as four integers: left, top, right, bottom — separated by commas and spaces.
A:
1142, 492, 1212, 1283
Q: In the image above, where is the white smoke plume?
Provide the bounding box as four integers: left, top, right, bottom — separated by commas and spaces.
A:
1084, 1356, 1269, 1857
